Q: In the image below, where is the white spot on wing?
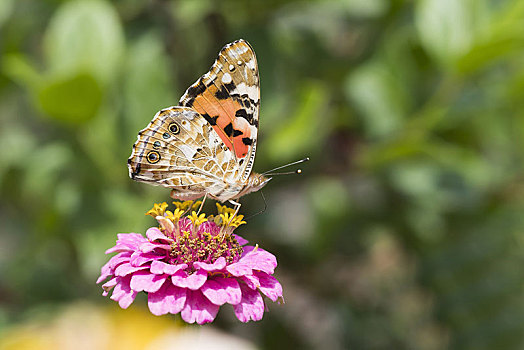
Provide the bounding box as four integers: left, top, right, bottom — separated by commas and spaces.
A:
222, 73, 232, 83
234, 82, 259, 101
236, 45, 249, 54
246, 59, 256, 70
179, 144, 197, 161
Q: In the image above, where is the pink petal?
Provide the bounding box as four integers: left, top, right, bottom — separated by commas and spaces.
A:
97, 263, 112, 284
130, 271, 167, 293
110, 276, 137, 309
255, 271, 283, 302
240, 274, 260, 290
241, 246, 277, 274
101, 277, 117, 296
108, 252, 132, 269
147, 282, 187, 316
201, 277, 241, 305
234, 234, 249, 245
233, 283, 265, 322
150, 260, 187, 275
97, 252, 133, 282
181, 290, 219, 324
226, 261, 253, 277
146, 227, 170, 241
193, 257, 226, 271
106, 233, 147, 253
114, 263, 148, 277
171, 269, 207, 290
139, 242, 171, 253
129, 251, 164, 267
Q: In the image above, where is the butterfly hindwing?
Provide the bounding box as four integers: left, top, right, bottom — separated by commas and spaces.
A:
128, 107, 241, 200
179, 39, 259, 183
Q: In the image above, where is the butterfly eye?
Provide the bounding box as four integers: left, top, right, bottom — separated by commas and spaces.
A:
163, 132, 170, 139
169, 123, 180, 135
146, 151, 160, 164
153, 141, 161, 149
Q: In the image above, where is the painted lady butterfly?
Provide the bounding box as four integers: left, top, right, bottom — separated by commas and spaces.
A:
128, 39, 269, 204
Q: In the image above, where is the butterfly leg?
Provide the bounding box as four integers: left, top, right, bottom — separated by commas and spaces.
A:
196, 193, 207, 215
227, 199, 242, 225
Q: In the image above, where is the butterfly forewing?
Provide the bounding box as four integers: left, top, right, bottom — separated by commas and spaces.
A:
179, 39, 259, 183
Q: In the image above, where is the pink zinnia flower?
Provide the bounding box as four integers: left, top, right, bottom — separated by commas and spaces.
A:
97, 201, 283, 324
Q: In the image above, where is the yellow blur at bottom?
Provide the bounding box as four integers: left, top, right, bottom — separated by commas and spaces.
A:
0, 302, 256, 350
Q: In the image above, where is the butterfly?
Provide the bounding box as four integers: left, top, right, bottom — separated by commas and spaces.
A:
127, 39, 270, 205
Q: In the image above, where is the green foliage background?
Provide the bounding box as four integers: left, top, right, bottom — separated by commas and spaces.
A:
0, 0, 523, 349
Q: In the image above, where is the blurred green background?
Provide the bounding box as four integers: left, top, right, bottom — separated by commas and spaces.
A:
1, 0, 523, 349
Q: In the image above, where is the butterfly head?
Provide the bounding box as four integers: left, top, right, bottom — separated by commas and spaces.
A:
238, 173, 271, 198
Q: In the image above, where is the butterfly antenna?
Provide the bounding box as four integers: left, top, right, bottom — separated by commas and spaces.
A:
245, 191, 268, 220
262, 157, 309, 176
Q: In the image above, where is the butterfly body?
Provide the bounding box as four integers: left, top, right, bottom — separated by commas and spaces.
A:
128, 40, 269, 202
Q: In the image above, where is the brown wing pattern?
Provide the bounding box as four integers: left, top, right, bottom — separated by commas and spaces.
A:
179, 39, 259, 183
127, 107, 241, 199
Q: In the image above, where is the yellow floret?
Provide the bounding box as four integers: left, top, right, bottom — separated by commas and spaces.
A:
216, 202, 236, 216
173, 200, 198, 211
145, 202, 169, 217
188, 211, 208, 226
164, 208, 185, 223
219, 212, 246, 228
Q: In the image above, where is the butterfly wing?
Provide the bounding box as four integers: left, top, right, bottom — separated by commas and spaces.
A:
179, 39, 259, 184
128, 107, 240, 200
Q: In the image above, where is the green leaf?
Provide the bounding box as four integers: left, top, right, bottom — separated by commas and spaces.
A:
265, 81, 328, 162
345, 60, 408, 138
415, 0, 489, 67
37, 72, 102, 124
456, 0, 524, 74
23, 142, 73, 199
1, 53, 42, 89
124, 31, 176, 138
0, 0, 13, 27
43, 0, 125, 85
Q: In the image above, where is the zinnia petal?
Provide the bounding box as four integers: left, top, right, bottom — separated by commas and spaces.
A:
108, 252, 132, 268
97, 264, 112, 284
148, 282, 187, 316
114, 262, 148, 277
130, 271, 167, 293
106, 233, 147, 253
240, 274, 260, 290
201, 277, 242, 305
234, 234, 249, 245
146, 227, 170, 242
150, 260, 187, 275
241, 246, 278, 274
255, 271, 283, 302
110, 276, 137, 309
101, 277, 117, 296
129, 251, 164, 267
139, 242, 171, 253
233, 283, 265, 322
171, 269, 207, 290
181, 290, 219, 324
193, 257, 226, 272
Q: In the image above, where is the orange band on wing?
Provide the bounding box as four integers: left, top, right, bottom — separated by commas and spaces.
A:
192, 87, 251, 158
